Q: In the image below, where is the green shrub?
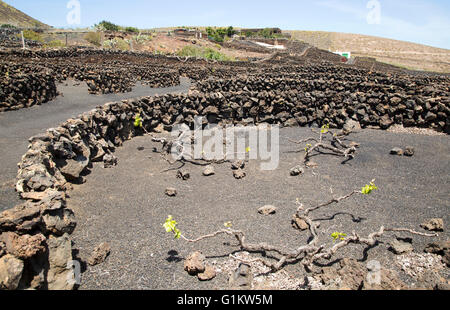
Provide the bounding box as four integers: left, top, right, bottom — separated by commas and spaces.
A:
124, 26, 139, 33
206, 26, 236, 42
95, 20, 120, 32
102, 38, 130, 51
177, 46, 234, 61
44, 40, 65, 48
21, 30, 44, 42
84, 32, 102, 46
0, 24, 17, 29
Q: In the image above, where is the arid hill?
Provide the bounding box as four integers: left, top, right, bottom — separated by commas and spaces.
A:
285, 30, 450, 73
0, 0, 50, 29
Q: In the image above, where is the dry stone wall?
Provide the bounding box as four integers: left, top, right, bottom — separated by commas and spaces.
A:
0, 64, 58, 112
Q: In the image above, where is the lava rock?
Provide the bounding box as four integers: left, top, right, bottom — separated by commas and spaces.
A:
197, 265, 217, 281
258, 205, 277, 215
203, 165, 215, 176
390, 148, 404, 156
184, 251, 206, 276
0, 254, 24, 290
88, 242, 111, 266
165, 188, 177, 197
233, 169, 247, 180
290, 166, 305, 176
103, 154, 118, 168
231, 160, 245, 170
420, 218, 444, 232
389, 239, 414, 255
404, 147, 415, 157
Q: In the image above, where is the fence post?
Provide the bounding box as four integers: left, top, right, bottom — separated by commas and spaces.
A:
65, 33, 68, 47
21, 31, 26, 49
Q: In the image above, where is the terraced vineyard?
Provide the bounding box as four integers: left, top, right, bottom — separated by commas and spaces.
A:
0, 46, 449, 290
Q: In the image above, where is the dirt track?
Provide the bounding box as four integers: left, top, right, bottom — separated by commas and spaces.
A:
68, 127, 449, 290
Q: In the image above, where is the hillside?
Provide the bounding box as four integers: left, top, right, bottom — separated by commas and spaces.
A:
0, 0, 50, 29
285, 30, 450, 73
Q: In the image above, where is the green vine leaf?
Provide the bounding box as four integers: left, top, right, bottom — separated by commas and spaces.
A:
164, 215, 181, 239
134, 113, 143, 128
321, 124, 330, 134
361, 181, 378, 195
331, 232, 347, 242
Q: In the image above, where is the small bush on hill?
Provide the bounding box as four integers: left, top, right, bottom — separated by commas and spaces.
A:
177, 46, 234, 61
124, 26, 139, 33
21, 30, 44, 42
84, 32, 102, 46
95, 20, 120, 32
44, 40, 65, 48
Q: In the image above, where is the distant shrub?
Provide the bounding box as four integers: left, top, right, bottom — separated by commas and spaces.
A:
133, 34, 152, 44
177, 46, 234, 62
22, 30, 44, 42
44, 40, 65, 48
103, 38, 130, 51
84, 32, 102, 46
177, 46, 204, 58
206, 26, 236, 42
0, 24, 17, 29
124, 26, 139, 33
95, 20, 120, 32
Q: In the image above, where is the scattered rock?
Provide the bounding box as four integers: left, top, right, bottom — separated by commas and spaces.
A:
233, 169, 246, 180
404, 146, 415, 157
292, 215, 309, 231
103, 153, 118, 168
420, 218, 444, 232
184, 251, 206, 276
197, 265, 217, 281
203, 165, 215, 176
231, 160, 245, 170
390, 147, 404, 156
229, 263, 253, 289
305, 161, 318, 168
424, 241, 450, 255
0, 254, 24, 290
290, 166, 304, 176
88, 242, 111, 266
258, 205, 277, 215
137, 146, 145, 151
176, 170, 190, 181
389, 239, 414, 255
425, 241, 450, 266
165, 187, 177, 197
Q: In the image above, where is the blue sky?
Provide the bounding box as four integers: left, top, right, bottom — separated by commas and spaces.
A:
4, 0, 450, 49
